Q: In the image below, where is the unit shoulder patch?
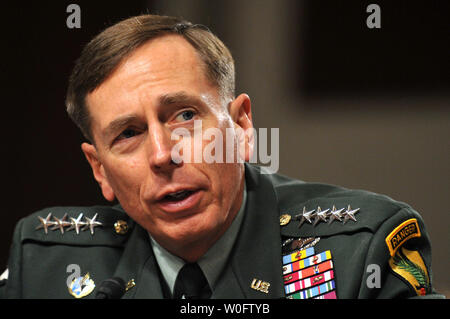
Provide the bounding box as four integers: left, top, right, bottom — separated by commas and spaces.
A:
389, 247, 431, 296
385, 218, 421, 257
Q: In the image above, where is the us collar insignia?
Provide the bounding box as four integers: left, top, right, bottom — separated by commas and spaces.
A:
36, 213, 103, 235
250, 278, 270, 294
292, 205, 360, 228
68, 273, 96, 299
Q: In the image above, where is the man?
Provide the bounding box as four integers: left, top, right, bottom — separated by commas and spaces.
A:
0, 14, 443, 299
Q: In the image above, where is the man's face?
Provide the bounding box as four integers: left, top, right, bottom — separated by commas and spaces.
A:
82, 35, 252, 259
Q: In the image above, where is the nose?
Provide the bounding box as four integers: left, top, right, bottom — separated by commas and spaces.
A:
146, 124, 179, 173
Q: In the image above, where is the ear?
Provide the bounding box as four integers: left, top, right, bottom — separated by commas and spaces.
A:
81, 143, 115, 202
228, 93, 254, 162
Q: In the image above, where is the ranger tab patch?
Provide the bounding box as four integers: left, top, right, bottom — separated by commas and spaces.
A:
385, 218, 421, 257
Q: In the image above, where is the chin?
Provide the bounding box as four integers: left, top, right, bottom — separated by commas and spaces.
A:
158, 213, 222, 246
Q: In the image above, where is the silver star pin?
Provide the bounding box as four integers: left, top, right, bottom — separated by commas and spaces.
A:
343, 205, 360, 224
36, 213, 56, 234
328, 205, 345, 224
82, 213, 103, 235
67, 214, 87, 234
295, 207, 316, 228
313, 206, 330, 226
51, 213, 71, 234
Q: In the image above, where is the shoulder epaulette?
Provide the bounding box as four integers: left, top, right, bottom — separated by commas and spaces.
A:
20, 205, 134, 247
276, 182, 414, 238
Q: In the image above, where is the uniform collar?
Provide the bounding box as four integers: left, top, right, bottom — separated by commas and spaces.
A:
149, 181, 247, 295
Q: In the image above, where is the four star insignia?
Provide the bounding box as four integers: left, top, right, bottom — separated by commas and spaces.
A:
343, 205, 360, 224
82, 213, 103, 235
295, 207, 316, 228
67, 214, 88, 234
313, 207, 330, 226
328, 205, 345, 224
36, 213, 57, 234
40, 204, 360, 236
36, 213, 103, 235
51, 213, 71, 234
293, 204, 361, 228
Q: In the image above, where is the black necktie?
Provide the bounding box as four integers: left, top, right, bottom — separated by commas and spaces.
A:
173, 263, 212, 299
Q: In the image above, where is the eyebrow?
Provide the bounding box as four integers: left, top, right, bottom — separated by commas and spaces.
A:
158, 91, 203, 106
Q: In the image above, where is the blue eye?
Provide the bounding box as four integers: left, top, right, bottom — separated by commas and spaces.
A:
176, 110, 195, 122
117, 129, 138, 140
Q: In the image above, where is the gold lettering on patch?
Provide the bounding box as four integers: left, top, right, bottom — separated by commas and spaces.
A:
385, 218, 421, 257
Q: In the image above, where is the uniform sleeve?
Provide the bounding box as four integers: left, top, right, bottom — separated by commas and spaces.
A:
358, 206, 445, 298
0, 269, 7, 299
1, 218, 25, 299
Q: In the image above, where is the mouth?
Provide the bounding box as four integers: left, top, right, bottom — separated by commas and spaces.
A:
156, 188, 203, 214
162, 190, 196, 202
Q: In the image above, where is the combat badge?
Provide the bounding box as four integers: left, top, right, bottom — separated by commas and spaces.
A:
385, 218, 421, 257
282, 237, 320, 255
68, 273, 96, 299
389, 247, 431, 296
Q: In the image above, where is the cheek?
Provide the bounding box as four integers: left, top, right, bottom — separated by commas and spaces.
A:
104, 157, 146, 197
128, 158, 140, 169
206, 162, 242, 207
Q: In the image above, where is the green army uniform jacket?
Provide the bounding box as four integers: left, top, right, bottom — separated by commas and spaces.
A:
0, 164, 443, 299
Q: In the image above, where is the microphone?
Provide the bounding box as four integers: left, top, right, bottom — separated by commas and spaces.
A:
95, 277, 126, 299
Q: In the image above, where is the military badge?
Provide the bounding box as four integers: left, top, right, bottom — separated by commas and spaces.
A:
114, 220, 129, 235
293, 205, 360, 228
389, 247, 431, 296
36, 213, 103, 235
68, 273, 96, 299
126, 279, 136, 292
385, 218, 421, 257
279, 214, 292, 226
312, 207, 330, 226
35, 213, 57, 234
328, 205, 345, 224
282, 237, 321, 255
250, 278, 270, 294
